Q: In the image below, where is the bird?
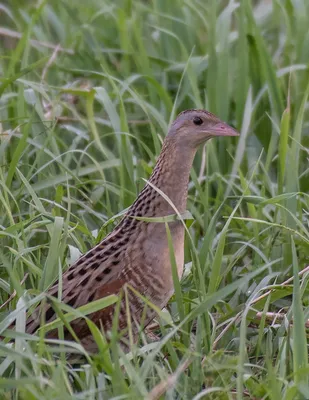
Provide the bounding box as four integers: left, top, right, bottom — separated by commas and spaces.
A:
24, 109, 239, 351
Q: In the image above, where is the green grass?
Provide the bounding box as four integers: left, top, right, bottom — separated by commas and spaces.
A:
1, 0, 309, 398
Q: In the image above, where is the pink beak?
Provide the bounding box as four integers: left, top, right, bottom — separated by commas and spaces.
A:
211, 122, 240, 137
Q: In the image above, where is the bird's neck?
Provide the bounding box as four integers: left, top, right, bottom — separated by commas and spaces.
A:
147, 137, 197, 215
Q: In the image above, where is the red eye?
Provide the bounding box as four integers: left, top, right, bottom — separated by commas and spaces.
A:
193, 117, 203, 125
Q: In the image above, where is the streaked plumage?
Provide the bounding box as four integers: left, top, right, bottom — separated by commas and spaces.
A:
25, 109, 239, 350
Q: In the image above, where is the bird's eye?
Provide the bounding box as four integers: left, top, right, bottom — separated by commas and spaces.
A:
193, 116, 203, 126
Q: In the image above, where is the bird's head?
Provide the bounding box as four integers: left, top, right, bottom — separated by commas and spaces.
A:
168, 109, 239, 147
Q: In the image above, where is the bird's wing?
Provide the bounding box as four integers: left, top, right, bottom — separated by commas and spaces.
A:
25, 217, 170, 341
25, 226, 130, 335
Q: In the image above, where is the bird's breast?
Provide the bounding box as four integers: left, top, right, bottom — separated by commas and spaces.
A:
141, 220, 185, 285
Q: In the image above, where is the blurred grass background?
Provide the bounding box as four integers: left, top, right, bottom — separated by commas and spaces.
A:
0, 0, 309, 398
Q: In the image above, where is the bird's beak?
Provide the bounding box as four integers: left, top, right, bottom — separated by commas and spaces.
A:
210, 122, 240, 137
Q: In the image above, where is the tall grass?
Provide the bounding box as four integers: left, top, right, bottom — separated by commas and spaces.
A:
0, 0, 309, 398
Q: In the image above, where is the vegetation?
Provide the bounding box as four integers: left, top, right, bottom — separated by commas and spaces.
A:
1, 0, 309, 398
